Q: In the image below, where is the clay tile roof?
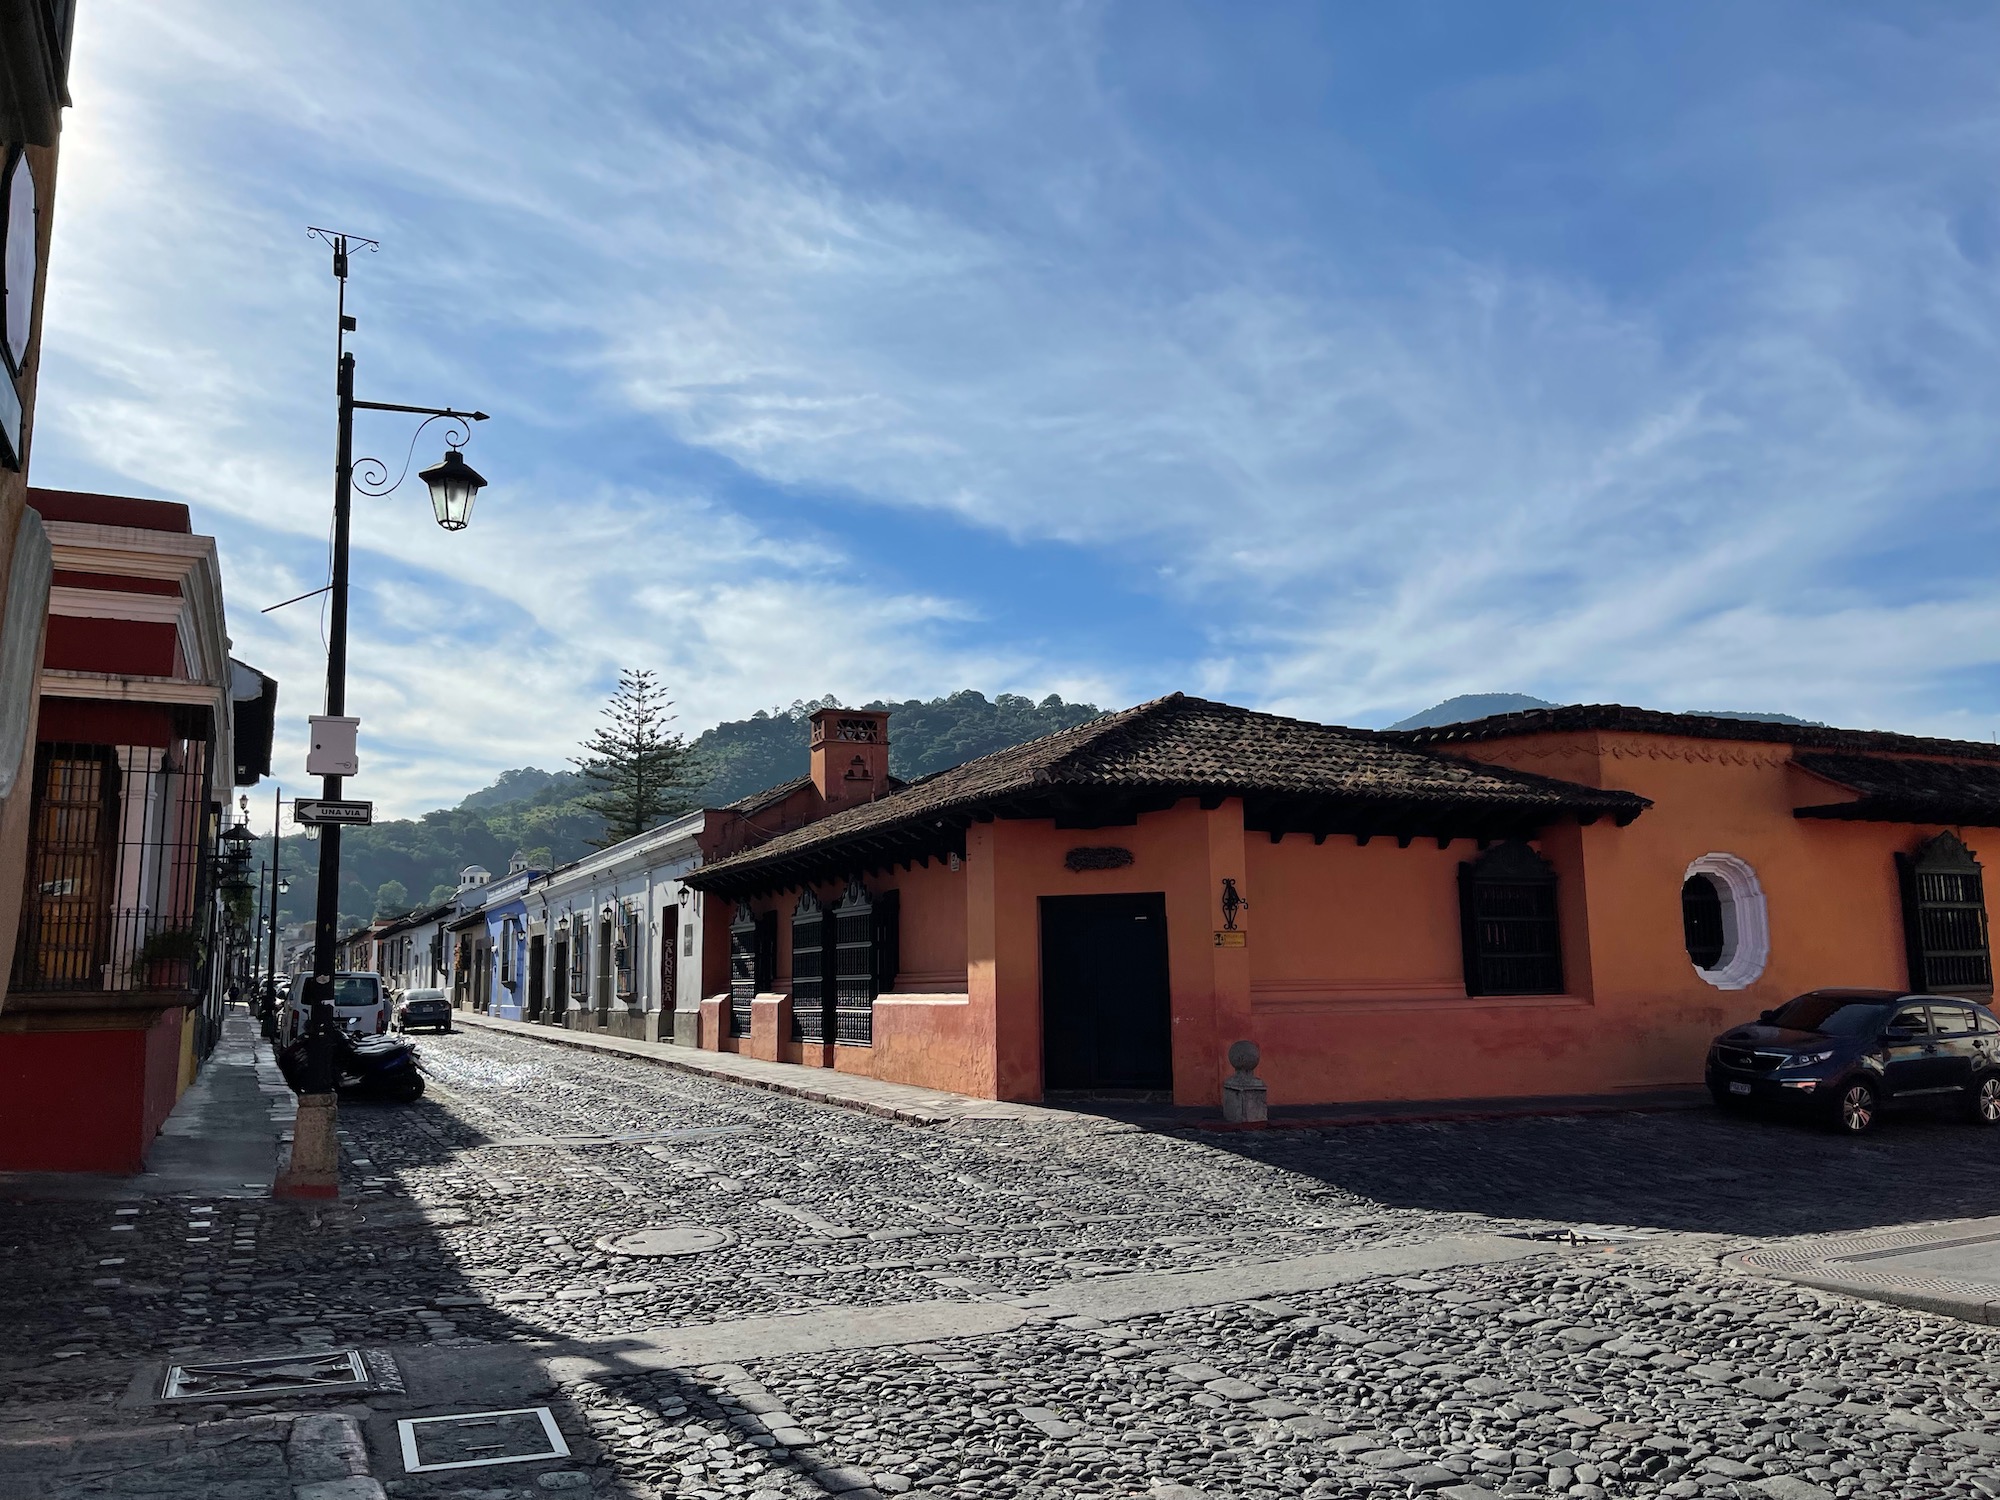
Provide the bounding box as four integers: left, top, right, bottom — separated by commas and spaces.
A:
1795, 754, 2000, 827
724, 774, 812, 814
686, 694, 1647, 895
1396, 702, 2000, 762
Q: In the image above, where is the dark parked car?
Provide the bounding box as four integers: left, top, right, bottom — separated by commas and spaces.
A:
394, 988, 454, 1034
1707, 988, 2000, 1134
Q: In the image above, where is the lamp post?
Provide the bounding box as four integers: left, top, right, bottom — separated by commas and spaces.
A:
262, 782, 286, 1039
281, 229, 490, 1200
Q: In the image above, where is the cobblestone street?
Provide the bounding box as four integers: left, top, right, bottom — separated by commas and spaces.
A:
7, 1021, 2000, 1500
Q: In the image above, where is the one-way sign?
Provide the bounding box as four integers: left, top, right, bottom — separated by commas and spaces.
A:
293, 799, 374, 827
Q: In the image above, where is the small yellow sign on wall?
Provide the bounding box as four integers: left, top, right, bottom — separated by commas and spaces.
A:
1213, 930, 1246, 948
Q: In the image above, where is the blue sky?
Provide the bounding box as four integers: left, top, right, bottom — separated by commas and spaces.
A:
32, 2, 2000, 819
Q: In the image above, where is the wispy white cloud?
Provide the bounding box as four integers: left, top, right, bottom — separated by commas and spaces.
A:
31, 0, 2000, 820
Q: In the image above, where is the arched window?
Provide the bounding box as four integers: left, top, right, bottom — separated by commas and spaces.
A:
1681, 854, 1769, 990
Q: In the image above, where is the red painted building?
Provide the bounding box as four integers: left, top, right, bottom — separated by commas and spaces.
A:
0, 489, 273, 1171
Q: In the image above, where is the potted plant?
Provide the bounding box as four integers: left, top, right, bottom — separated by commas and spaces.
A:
133, 927, 203, 989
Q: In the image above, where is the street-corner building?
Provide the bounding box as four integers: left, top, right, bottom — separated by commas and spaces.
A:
0, 7, 72, 1012
684, 694, 2000, 1112
0, 490, 275, 1170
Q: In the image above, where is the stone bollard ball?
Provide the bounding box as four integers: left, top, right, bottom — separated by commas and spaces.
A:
1227, 1039, 1260, 1074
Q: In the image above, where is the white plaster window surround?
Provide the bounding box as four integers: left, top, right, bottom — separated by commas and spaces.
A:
1683, 852, 1769, 990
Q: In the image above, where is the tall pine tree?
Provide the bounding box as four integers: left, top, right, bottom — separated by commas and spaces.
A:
571, 669, 701, 847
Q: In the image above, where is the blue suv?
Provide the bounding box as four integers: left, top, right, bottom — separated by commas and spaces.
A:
1706, 987, 2000, 1134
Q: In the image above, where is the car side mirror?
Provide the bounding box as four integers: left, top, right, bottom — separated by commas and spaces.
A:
1883, 1025, 1919, 1042
1758, 1010, 1777, 1024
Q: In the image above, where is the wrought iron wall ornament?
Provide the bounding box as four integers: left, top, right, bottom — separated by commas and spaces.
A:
1064, 846, 1134, 872
1220, 877, 1248, 930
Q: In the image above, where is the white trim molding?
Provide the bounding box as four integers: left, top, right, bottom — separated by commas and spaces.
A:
1684, 852, 1770, 991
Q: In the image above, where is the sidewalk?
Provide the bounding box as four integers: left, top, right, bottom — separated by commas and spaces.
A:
454, 1010, 1706, 1134
1729, 1215, 2000, 1324
453, 1009, 1063, 1127
0, 1005, 292, 1202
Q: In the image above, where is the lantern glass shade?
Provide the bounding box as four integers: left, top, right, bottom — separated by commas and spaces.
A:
419, 447, 487, 531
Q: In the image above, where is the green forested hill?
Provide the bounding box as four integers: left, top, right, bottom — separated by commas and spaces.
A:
261, 690, 1101, 931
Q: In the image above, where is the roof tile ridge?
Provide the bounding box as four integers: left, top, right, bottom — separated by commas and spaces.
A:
1034, 693, 1188, 785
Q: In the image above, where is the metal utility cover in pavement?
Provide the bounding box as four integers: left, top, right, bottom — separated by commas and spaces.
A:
399, 1407, 570, 1472
596, 1224, 736, 1257
161, 1348, 371, 1401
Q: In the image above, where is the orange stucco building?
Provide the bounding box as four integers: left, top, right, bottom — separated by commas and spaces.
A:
682, 698, 2000, 1112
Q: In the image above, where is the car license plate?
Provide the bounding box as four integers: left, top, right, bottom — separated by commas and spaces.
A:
1729, 1081, 1751, 1095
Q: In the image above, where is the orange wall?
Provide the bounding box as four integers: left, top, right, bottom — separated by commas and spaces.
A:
700, 728, 2000, 1112
980, 801, 1245, 1106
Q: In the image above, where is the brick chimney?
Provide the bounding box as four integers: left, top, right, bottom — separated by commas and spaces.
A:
809, 707, 891, 811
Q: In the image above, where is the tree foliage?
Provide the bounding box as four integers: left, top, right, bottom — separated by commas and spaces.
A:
264, 687, 1103, 931
571, 669, 701, 848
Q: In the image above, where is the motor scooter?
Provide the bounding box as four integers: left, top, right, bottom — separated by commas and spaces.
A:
277, 1018, 425, 1103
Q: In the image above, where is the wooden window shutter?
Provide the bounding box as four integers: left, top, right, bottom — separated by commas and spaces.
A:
1458, 840, 1564, 997
871, 889, 900, 997
1898, 831, 1993, 997
791, 889, 828, 1044
754, 910, 777, 994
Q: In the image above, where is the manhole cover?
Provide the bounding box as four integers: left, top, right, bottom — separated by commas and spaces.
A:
595, 1224, 736, 1258
398, 1407, 570, 1472
162, 1348, 372, 1401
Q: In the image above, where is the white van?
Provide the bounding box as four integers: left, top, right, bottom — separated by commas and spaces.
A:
285, 972, 389, 1042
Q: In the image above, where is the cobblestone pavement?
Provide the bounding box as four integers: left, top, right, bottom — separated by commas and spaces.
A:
5, 1023, 2000, 1500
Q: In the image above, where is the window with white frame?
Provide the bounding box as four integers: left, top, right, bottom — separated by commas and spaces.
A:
1680, 853, 1770, 990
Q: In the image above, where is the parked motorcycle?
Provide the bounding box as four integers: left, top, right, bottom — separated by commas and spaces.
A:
277, 1024, 426, 1103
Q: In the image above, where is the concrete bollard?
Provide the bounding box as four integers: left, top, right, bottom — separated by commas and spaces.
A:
274, 1092, 340, 1199
1221, 1039, 1268, 1125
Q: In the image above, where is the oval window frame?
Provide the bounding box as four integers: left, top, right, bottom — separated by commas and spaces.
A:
1682, 852, 1770, 990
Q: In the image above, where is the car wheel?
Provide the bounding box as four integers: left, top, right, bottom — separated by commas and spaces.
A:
1969, 1073, 2000, 1126
1832, 1078, 1878, 1135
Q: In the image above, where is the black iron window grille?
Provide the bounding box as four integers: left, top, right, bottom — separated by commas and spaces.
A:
12, 740, 216, 994
614, 910, 638, 1000
828, 882, 899, 1046
832, 880, 873, 1045
1457, 841, 1564, 997
1898, 831, 1993, 997
729, 903, 756, 1037
791, 888, 828, 1043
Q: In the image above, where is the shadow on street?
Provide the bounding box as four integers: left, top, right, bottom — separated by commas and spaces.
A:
1197, 1099, 2000, 1238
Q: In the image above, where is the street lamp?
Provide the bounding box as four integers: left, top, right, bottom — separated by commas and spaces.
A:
418, 448, 486, 531
282, 228, 492, 1201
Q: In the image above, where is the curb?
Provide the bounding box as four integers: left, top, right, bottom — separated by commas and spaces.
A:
1726, 1217, 2000, 1325
446, 1011, 968, 1127
1193, 1096, 1709, 1132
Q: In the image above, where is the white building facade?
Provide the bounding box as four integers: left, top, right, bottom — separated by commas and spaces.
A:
522, 811, 706, 1043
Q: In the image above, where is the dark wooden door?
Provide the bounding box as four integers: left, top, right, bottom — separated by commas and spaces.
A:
527, 935, 545, 1018
1040, 893, 1172, 1092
